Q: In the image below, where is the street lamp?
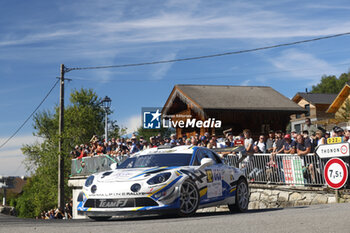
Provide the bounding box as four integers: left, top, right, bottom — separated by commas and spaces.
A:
101, 96, 112, 142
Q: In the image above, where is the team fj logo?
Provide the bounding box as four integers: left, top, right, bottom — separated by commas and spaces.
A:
143, 108, 162, 129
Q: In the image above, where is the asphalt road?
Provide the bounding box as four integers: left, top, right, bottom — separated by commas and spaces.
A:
1, 204, 350, 233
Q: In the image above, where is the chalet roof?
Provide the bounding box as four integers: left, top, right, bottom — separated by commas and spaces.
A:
292, 92, 337, 105
327, 83, 350, 113
163, 84, 305, 113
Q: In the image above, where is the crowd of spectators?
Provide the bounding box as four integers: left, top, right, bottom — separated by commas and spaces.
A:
70, 118, 350, 185
71, 118, 350, 160
38, 201, 72, 220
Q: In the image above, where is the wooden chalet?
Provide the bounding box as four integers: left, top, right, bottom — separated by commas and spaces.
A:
322, 83, 350, 130
162, 85, 306, 138
290, 92, 337, 133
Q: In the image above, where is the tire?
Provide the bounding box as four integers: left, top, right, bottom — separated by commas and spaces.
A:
88, 216, 112, 221
177, 179, 200, 217
228, 178, 249, 213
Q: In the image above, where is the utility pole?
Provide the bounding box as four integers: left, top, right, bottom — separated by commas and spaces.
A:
58, 64, 65, 209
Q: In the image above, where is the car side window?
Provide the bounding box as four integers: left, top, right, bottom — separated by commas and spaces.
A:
202, 150, 222, 164
193, 149, 209, 166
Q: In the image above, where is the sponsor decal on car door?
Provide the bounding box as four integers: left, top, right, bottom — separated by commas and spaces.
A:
206, 168, 223, 198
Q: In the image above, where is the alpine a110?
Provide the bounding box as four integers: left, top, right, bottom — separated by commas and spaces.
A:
77, 145, 249, 220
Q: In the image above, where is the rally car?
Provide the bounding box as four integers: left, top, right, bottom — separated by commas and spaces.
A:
77, 145, 249, 220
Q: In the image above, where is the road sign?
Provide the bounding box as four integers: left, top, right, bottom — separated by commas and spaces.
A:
315, 142, 350, 158
324, 158, 348, 189
327, 137, 343, 144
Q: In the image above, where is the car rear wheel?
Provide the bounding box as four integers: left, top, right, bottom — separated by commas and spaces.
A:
178, 180, 199, 217
88, 216, 112, 221
228, 178, 249, 212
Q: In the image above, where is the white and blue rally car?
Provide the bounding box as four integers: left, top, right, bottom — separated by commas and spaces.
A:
78, 145, 249, 220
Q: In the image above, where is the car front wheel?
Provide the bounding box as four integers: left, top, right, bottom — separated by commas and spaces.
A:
178, 180, 199, 217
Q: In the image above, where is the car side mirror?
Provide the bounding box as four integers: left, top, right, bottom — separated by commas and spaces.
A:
198, 158, 214, 170
110, 163, 118, 170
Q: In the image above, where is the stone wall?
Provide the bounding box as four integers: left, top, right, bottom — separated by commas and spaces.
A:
248, 184, 350, 210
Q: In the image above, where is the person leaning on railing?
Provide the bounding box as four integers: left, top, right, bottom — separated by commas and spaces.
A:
253, 134, 266, 153
282, 134, 296, 154
296, 134, 315, 183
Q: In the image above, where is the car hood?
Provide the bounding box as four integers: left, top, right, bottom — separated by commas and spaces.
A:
95, 167, 177, 182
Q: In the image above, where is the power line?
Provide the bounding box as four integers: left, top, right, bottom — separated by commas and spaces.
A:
0, 79, 60, 150
68, 61, 350, 82
66, 32, 350, 72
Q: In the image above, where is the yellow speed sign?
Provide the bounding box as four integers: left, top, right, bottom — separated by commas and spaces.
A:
327, 137, 342, 144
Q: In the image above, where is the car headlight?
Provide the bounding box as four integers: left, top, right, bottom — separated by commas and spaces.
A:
147, 172, 171, 185
85, 175, 94, 187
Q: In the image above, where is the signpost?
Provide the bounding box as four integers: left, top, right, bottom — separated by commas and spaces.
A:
324, 158, 348, 189
315, 142, 350, 159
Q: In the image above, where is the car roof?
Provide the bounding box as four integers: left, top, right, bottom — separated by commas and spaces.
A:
133, 145, 196, 157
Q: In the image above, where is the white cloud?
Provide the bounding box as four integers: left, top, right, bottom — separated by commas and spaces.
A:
152, 52, 177, 80
0, 29, 80, 47
304, 4, 350, 10
268, 49, 343, 85
0, 155, 25, 176
240, 80, 251, 86
2, 1, 350, 50
119, 114, 142, 135
0, 135, 41, 176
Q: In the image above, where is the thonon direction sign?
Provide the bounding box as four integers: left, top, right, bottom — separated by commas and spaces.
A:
315, 142, 350, 159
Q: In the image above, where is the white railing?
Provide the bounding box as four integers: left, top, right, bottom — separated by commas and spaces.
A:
223, 153, 326, 186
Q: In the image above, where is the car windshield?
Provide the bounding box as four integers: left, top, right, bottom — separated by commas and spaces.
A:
118, 153, 192, 169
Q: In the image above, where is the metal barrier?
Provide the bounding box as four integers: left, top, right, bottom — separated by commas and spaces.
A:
224, 153, 327, 186
70, 152, 327, 187
70, 155, 128, 177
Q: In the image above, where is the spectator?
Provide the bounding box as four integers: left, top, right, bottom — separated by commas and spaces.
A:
190, 136, 198, 146
130, 137, 139, 154
266, 130, 275, 153
224, 138, 232, 148
304, 118, 317, 136
178, 137, 184, 145
272, 130, 284, 154
333, 126, 345, 138
253, 135, 266, 153
296, 134, 315, 183
149, 136, 157, 148
296, 134, 311, 155
207, 138, 217, 149
345, 130, 350, 142
243, 129, 254, 155
302, 130, 314, 153
198, 136, 207, 147
64, 201, 72, 219
225, 132, 235, 147
77, 144, 88, 159
283, 134, 295, 154
324, 131, 330, 140
314, 130, 326, 146
291, 131, 298, 141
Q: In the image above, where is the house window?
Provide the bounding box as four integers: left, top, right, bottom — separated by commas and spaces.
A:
295, 124, 301, 133
305, 104, 310, 117
296, 113, 301, 119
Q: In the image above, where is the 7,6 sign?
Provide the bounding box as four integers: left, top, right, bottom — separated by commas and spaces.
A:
324, 158, 348, 189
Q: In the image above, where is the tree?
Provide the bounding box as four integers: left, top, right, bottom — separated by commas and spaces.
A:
311, 72, 349, 94
17, 88, 124, 218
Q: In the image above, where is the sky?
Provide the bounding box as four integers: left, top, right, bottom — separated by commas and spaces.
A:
1, 0, 350, 176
